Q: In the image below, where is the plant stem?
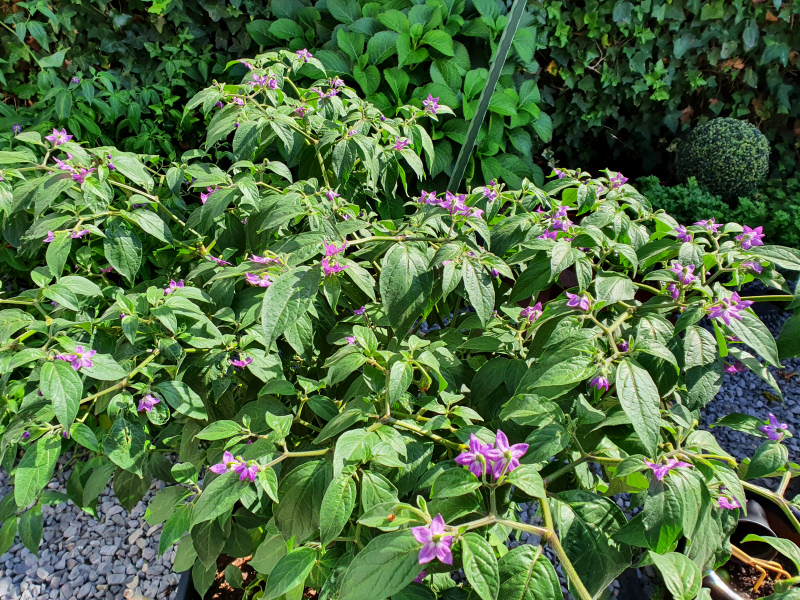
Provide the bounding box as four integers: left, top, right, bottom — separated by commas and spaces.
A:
741, 295, 794, 302
79, 351, 160, 406
742, 481, 800, 535
539, 497, 595, 600
385, 417, 465, 451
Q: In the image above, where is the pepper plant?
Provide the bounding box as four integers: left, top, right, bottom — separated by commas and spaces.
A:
2, 53, 800, 600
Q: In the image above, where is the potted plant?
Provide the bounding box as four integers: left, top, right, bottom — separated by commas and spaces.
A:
2, 51, 800, 600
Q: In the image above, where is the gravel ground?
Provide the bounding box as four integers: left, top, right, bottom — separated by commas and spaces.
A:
0, 467, 180, 600
1, 295, 797, 599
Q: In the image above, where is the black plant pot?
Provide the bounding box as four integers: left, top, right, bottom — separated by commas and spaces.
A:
174, 570, 199, 600
703, 493, 800, 599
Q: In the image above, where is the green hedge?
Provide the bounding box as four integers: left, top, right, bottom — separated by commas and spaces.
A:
3, 0, 799, 179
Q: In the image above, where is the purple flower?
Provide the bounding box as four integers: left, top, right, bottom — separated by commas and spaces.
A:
238, 60, 254, 70
234, 122, 239, 128
610, 172, 628, 188
393, 138, 410, 151
250, 255, 279, 264
695, 218, 722, 234
422, 94, 440, 115
354, 306, 366, 316
101, 265, 115, 275
71, 168, 95, 184
566, 292, 591, 312
44, 231, 55, 243
486, 430, 528, 479
718, 497, 741, 510
617, 340, 630, 353
297, 49, 313, 62
71, 77, 81, 84
63, 430, 70, 439
742, 261, 763, 274
645, 458, 692, 482
52, 158, 74, 173
250, 74, 269, 88
209, 255, 231, 266
215, 101, 224, 109
233, 461, 259, 483
200, 186, 220, 204
673, 225, 693, 243
71, 228, 90, 239
669, 262, 696, 285
707, 292, 752, 325
322, 257, 349, 277
454, 434, 494, 478
520, 302, 543, 324
411, 515, 453, 565
759, 414, 789, 441
57, 346, 96, 371
346, 336, 358, 345
245, 272, 272, 287
329, 77, 345, 88
138, 394, 161, 413
537, 229, 558, 241
45, 128, 73, 146
230, 357, 253, 368
13, 124, 22, 134
551, 215, 573, 231
323, 240, 346, 256
22, 430, 31, 440
419, 190, 438, 205
268, 78, 278, 90
413, 571, 426, 584
232, 97, 245, 106
736, 226, 765, 250
164, 279, 184, 295
341, 213, 352, 221
552, 168, 566, 179
209, 451, 242, 475
347, 129, 357, 137
724, 361, 747, 374
325, 190, 340, 202
491, 268, 500, 277
294, 106, 308, 117
590, 376, 610, 392
665, 283, 679, 301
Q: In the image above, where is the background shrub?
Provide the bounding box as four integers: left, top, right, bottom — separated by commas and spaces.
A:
674, 118, 769, 199
3, 0, 800, 180
638, 175, 800, 249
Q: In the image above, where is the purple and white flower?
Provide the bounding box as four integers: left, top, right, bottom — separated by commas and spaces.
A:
645, 458, 691, 482
736, 226, 765, 250
673, 225, 693, 243
45, 128, 73, 146
759, 414, 789, 441
245, 272, 272, 287
411, 515, 453, 565
520, 302, 543, 324
55, 346, 96, 371
566, 292, 591, 312
138, 394, 161, 413
454, 434, 494, 478
422, 94, 440, 115
485, 430, 528, 479
164, 279, 184, 295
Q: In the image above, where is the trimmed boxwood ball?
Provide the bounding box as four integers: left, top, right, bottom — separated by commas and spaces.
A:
676, 117, 769, 199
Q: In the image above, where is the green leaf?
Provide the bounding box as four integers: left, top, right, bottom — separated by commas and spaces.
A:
274, 460, 332, 543
368, 31, 399, 65
421, 30, 454, 56
741, 535, 800, 572
39, 50, 66, 68
506, 465, 545, 499
498, 545, 561, 600
15, 434, 61, 508
0, 309, 35, 344
130, 209, 173, 244
18, 504, 44, 555
45, 231, 71, 280
250, 531, 287, 575
616, 358, 661, 457
104, 219, 142, 283
269, 18, 304, 40
192, 471, 249, 525
525, 424, 569, 463
726, 310, 781, 367
463, 261, 495, 328
648, 551, 702, 600
192, 520, 226, 569
145, 486, 191, 526
380, 244, 433, 339
265, 547, 318, 600
462, 532, 499, 600
550, 491, 631, 597
339, 530, 424, 600
0, 519, 18, 557
432, 468, 481, 498
361, 471, 399, 511
159, 503, 192, 556
353, 64, 381, 97
746, 440, 788, 479
594, 271, 635, 304
156, 381, 208, 420
320, 475, 357, 545
777, 315, 800, 358
262, 266, 321, 349
40, 360, 83, 428
328, 0, 360, 24
103, 418, 147, 476
197, 420, 244, 440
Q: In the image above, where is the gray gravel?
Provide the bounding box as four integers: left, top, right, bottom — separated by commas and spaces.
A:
0, 464, 180, 600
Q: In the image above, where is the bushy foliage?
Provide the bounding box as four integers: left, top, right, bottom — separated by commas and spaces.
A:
4, 0, 800, 176
4, 53, 800, 600
675, 118, 769, 199
639, 175, 800, 250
